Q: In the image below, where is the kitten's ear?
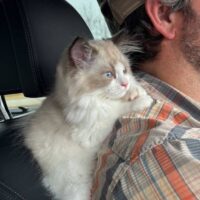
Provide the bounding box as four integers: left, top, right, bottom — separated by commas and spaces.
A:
69, 37, 95, 69
112, 30, 142, 54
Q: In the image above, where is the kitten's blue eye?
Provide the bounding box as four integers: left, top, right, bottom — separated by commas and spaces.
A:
104, 71, 113, 78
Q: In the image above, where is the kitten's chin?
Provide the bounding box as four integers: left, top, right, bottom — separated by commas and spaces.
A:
106, 90, 128, 100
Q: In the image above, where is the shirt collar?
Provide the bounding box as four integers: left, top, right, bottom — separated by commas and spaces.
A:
135, 71, 200, 121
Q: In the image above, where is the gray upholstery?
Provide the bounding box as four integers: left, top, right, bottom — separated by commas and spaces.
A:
0, 0, 92, 97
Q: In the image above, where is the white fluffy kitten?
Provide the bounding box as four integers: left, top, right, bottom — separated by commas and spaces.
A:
24, 38, 152, 200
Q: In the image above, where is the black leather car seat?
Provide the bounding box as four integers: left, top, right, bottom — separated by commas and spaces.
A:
0, 0, 92, 199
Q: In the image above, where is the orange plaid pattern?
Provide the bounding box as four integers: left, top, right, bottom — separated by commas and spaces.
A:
92, 71, 200, 200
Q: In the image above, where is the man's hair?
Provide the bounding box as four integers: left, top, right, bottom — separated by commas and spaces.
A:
121, 0, 191, 66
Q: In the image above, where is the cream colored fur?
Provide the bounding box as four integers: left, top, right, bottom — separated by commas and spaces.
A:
23, 39, 152, 200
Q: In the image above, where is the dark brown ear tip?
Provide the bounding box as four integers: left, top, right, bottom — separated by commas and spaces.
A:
71, 37, 85, 46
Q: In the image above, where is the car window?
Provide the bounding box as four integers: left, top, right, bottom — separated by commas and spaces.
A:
67, 0, 111, 39
1, 0, 110, 122
1, 94, 45, 121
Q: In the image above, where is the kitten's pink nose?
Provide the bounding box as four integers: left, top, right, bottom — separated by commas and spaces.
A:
121, 82, 128, 88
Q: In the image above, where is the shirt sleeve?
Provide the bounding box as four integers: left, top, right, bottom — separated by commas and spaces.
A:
92, 102, 200, 200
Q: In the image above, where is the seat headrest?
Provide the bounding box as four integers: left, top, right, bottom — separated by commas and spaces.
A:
0, 0, 93, 97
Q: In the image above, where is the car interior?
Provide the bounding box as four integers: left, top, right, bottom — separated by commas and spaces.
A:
0, 0, 93, 199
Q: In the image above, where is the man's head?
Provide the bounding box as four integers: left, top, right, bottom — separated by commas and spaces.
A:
101, 0, 197, 67
101, 0, 200, 102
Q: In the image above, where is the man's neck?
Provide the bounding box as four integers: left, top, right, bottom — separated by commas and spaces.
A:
140, 48, 200, 103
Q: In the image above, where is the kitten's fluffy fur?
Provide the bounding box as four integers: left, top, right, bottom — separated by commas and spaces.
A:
24, 38, 152, 200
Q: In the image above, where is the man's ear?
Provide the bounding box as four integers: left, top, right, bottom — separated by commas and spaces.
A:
145, 0, 177, 39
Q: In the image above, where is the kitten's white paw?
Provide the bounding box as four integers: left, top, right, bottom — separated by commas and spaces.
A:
141, 95, 153, 107
123, 89, 138, 101
137, 86, 148, 96
132, 95, 153, 111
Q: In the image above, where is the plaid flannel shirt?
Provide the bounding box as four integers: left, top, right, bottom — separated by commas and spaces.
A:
92, 71, 200, 200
